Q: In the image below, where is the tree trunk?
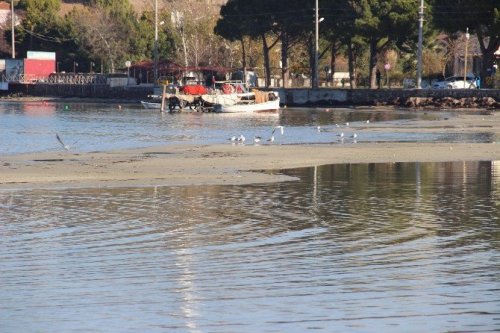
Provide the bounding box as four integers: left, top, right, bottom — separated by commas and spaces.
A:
330, 42, 337, 86
240, 38, 247, 85
369, 38, 378, 89
281, 32, 289, 88
261, 34, 271, 88
308, 34, 316, 88
477, 30, 499, 88
347, 39, 356, 89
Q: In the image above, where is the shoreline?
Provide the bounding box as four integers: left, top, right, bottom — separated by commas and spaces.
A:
2, 141, 499, 191
1, 111, 499, 191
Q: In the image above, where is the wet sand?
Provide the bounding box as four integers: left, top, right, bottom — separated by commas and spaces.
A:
1, 112, 499, 190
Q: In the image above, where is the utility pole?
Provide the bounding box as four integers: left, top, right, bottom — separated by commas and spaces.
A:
10, 0, 15, 58
153, 0, 158, 84
416, 0, 424, 88
313, 0, 319, 89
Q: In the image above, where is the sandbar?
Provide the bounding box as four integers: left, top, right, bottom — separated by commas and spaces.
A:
1, 112, 499, 190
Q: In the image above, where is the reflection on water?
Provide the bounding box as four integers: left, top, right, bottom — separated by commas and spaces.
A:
1, 161, 499, 332
0, 102, 492, 155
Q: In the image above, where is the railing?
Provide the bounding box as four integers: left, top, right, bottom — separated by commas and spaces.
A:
1, 73, 108, 85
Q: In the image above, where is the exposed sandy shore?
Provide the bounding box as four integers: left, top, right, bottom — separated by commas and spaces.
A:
1, 112, 499, 190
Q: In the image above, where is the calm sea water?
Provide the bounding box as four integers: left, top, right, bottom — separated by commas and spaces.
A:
0, 101, 493, 155
0, 102, 499, 332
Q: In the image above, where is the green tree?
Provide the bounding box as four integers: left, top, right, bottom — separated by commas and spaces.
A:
215, 0, 278, 87
350, 0, 419, 88
133, 10, 176, 64
12, 0, 79, 68
215, 0, 250, 79
322, 0, 361, 87
266, 0, 312, 88
431, 0, 499, 86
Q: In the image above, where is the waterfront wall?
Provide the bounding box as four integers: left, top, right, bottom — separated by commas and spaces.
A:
3, 83, 500, 106
278, 88, 500, 107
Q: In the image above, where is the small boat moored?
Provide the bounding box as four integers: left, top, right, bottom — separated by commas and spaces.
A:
214, 91, 280, 113
140, 100, 161, 109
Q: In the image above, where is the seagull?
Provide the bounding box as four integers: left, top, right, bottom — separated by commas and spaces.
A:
366, 120, 370, 124
236, 134, 245, 143
350, 133, 358, 139
228, 135, 237, 142
272, 125, 284, 135
267, 135, 275, 142
345, 122, 350, 127
316, 126, 321, 132
253, 136, 262, 144
55, 133, 70, 151
337, 132, 344, 138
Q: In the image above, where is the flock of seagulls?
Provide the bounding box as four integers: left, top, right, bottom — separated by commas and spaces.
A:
56, 118, 370, 150
228, 120, 370, 146
229, 125, 285, 145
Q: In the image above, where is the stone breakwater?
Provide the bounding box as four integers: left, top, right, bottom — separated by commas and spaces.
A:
278, 88, 500, 109
401, 96, 499, 108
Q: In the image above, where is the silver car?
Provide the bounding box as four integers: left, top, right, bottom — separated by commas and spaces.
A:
432, 75, 477, 89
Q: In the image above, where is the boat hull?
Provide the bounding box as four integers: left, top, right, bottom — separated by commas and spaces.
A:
216, 97, 280, 113
140, 101, 161, 109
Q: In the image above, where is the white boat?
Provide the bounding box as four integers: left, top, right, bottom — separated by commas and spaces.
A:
201, 92, 254, 106
214, 91, 280, 113
201, 81, 280, 113
140, 100, 161, 109
201, 81, 251, 106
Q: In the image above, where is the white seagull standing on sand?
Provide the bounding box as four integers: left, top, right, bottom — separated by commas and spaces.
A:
254, 136, 262, 144
236, 134, 246, 143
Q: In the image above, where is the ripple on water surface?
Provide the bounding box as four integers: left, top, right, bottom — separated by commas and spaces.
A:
0, 161, 499, 332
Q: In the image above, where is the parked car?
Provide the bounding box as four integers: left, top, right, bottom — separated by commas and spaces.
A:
432, 75, 476, 89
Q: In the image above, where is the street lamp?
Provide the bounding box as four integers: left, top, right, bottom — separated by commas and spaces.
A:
463, 27, 470, 88
153, 0, 158, 84
416, 0, 424, 88
10, 0, 14, 58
